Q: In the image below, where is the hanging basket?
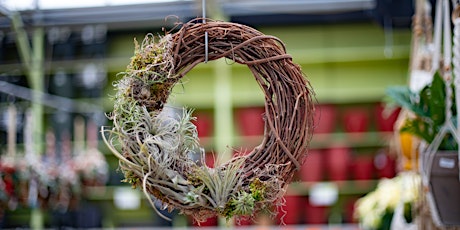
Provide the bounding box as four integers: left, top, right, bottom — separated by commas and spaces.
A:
102, 20, 315, 222
424, 150, 460, 227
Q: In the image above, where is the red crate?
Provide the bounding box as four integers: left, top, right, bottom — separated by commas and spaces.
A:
300, 149, 324, 182
325, 146, 351, 181
375, 103, 401, 132
313, 104, 337, 134
193, 111, 213, 138
343, 107, 369, 133
235, 107, 265, 136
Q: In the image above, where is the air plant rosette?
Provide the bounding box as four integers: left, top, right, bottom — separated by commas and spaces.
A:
102, 20, 315, 223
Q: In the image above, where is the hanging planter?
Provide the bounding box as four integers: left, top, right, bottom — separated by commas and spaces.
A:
386, 0, 460, 223
102, 20, 315, 223
380, 0, 460, 228
387, 72, 460, 227
426, 151, 460, 226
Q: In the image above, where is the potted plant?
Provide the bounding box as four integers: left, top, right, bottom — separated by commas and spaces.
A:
386, 72, 460, 227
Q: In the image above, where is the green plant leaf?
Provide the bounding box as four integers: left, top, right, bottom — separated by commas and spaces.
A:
385, 86, 427, 117
403, 202, 413, 224
385, 71, 460, 150
421, 72, 445, 127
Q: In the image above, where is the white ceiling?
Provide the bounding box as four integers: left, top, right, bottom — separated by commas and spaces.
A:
1, 0, 188, 10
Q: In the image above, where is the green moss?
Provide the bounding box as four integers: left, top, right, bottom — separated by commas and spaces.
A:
223, 191, 255, 219
129, 37, 164, 72
113, 34, 177, 112
126, 35, 168, 83
221, 178, 269, 220
222, 199, 236, 219
249, 178, 266, 201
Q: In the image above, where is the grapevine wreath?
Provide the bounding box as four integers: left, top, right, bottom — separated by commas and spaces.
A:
102, 20, 315, 223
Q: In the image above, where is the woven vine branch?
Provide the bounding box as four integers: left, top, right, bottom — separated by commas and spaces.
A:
102, 20, 315, 223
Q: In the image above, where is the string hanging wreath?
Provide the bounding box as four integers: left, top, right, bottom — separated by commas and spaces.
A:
102, 20, 315, 223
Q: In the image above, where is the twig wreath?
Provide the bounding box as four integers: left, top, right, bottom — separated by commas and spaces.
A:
102, 20, 315, 223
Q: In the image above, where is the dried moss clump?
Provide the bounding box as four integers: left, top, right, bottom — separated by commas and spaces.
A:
120, 34, 177, 112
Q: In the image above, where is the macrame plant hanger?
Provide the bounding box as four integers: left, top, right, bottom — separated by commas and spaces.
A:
395, 0, 433, 173
409, 0, 434, 93
421, 0, 460, 227
422, 0, 457, 176
452, 0, 460, 180
202, 0, 208, 63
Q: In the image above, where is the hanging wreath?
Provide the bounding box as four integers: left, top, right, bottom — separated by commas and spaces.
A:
102, 20, 315, 223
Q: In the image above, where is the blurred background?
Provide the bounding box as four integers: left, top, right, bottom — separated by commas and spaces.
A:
0, 0, 418, 228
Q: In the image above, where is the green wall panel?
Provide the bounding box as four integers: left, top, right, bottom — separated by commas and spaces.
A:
170, 64, 215, 108
107, 22, 412, 108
